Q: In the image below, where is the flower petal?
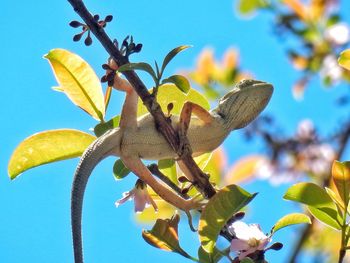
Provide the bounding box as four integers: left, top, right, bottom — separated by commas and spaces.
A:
230, 239, 250, 251
115, 191, 134, 207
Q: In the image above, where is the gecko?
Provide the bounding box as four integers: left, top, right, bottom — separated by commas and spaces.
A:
71, 71, 273, 262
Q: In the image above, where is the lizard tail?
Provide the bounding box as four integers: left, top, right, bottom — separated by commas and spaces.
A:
71, 128, 121, 263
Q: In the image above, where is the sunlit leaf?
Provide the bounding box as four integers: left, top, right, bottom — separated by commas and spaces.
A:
308, 206, 341, 230
284, 182, 335, 209
338, 49, 350, 71
162, 75, 190, 94
198, 184, 257, 253
44, 49, 105, 121
8, 129, 95, 179
237, 0, 267, 15
117, 62, 157, 83
142, 213, 197, 261
284, 182, 341, 230
94, 115, 120, 137
113, 159, 130, 180
325, 187, 346, 213
331, 160, 350, 207
161, 45, 192, 75
136, 198, 175, 223
225, 155, 266, 185
272, 213, 311, 234
138, 84, 210, 117
203, 148, 226, 186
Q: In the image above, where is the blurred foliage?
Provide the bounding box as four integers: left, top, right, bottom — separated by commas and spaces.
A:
237, 0, 350, 100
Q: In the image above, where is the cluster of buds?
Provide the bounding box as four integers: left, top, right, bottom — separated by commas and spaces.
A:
69, 14, 113, 46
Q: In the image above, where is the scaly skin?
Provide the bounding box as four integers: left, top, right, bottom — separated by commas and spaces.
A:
71, 79, 273, 262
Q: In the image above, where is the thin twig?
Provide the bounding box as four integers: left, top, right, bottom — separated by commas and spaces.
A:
147, 164, 189, 199
67, 0, 216, 198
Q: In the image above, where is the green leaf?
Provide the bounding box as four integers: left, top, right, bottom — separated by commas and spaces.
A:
44, 49, 105, 121
272, 213, 311, 234
338, 49, 350, 71
198, 246, 227, 263
8, 129, 95, 179
113, 159, 130, 180
198, 184, 257, 253
284, 182, 342, 230
137, 84, 210, 117
325, 187, 346, 214
331, 161, 350, 207
117, 62, 157, 83
158, 159, 177, 183
162, 75, 190, 94
161, 45, 191, 75
237, 0, 267, 15
142, 213, 198, 261
284, 182, 335, 209
94, 115, 120, 137
308, 206, 341, 230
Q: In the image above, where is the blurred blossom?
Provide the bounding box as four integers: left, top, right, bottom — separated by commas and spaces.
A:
292, 77, 308, 100
299, 144, 336, 175
320, 55, 343, 84
324, 22, 350, 45
255, 157, 299, 185
115, 179, 158, 213
228, 221, 271, 260
296, 119, 315, 141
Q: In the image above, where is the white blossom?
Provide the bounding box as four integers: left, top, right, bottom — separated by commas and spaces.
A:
228, 221, 271, 260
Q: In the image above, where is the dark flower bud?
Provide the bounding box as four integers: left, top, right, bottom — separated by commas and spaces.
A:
93, 14, 100, 21
167, 103, 174, 113
73, 33, 83, 42
181, 187, 190, 195
69, 21, 82, 28
102, 64, 111, 70
268, 242, 283, 251
129, 42, 135, 50
134, 44, 143, 53
178, 176, 188, 183
234, 211, 245, 220
85, 35, 92, 46
101, 75, 108, 83
105, 15, 113, 22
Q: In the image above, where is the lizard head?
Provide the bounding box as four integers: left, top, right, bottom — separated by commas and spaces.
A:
215, 79, 273, 131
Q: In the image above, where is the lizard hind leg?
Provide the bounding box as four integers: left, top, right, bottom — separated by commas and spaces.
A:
121, 156, 198, 211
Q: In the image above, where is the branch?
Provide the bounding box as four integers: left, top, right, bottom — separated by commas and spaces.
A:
67, 0, 216, 198
288, 120, 350, 263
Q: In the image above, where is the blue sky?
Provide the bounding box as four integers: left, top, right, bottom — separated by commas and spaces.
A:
2, 0, 350, 262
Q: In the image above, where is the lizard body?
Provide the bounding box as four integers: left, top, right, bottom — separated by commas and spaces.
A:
71, 79, 273, 262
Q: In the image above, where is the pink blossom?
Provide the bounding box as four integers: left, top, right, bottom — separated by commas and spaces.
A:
228, 221, 271, 260
115, 180, 158, 213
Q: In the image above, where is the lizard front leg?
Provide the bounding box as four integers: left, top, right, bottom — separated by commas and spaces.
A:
177, 101, 215, 182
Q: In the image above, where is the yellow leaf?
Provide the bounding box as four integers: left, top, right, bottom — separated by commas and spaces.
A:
8, 129, 96, 179
331, 160, 350, 207
283, 0, 307, 21
137, 84, 210, 117
225, 155, 266, 184
338, 49, 350, 71
44, 49, 105, 121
